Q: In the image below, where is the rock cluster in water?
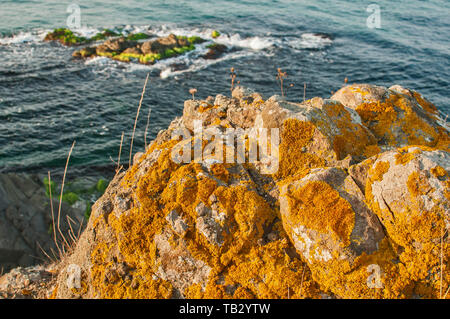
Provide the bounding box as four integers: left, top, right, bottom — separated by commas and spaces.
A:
2, 83, 449, 299
44, 28, 228, 65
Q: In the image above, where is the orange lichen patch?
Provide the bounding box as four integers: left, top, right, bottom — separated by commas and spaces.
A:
285, 181, 355, 247
275, 119, 325, 180
395, 148, 417, 165
211, 117, 221, 126
320, 102, 377, 160
49, 285, 58, 299
363, 144, 381, 158
184, 240, 321, 299
356, 99, 398, 144
431, 165, 447, 178
90, 212, 174, 299
369, 161, 390, 182
412, 91, 438, 115
386, 208, 449, 298
198, 104, 216, 113
307, 237, 415, 299
354, 92, 449, 149
407, 171, 433, 199
210, 163, 231, 184
394, 145, 436, 165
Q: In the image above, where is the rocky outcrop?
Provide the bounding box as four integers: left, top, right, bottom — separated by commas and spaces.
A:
45, 28, 228, 66
0, 173, 84, 273
44, 28, 121, 46
72, 34, 213, 65
0, 265, 56, 299
4, 83, 448, 299
331, 84, 449, 151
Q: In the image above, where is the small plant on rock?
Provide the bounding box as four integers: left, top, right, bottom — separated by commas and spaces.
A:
276, 68, 287, 97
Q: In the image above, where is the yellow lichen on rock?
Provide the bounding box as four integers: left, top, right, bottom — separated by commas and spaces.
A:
275, 119, 325, 180
53, 85, 450, 299
332, 84, 450, 151
284, 180, 355, 247
364, 146, 450, 298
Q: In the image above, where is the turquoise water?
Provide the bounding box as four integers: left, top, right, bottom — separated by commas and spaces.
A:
0, 0, 449, 174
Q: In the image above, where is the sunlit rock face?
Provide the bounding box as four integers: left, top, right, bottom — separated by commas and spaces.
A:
50, 84, 449, 299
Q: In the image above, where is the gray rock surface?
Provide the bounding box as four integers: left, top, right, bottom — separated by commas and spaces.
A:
0, 173, 84, 272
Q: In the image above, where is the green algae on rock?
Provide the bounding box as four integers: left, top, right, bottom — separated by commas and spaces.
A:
72, 33, 213, 65
44, 28, 88, 46
44, 28, 122, 46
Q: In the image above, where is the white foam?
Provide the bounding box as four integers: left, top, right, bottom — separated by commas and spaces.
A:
159, 50, 253, 79
215, 34, 274, 50
72, 26, 102, 39
287, 33, 333, 50
146, 24, 275, 51
0, 30, 47, 45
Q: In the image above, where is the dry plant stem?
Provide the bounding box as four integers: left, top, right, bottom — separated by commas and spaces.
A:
230, 68, 236, 95
440, 228, 448, 299
444, 284, 450, 299
57, 141, 76, 252
441, 227, 443, 299
299, 263, 306, 298
37, 242, 55, 264
276, 68, 287, 97
117, 132, 124, 173
77, 216, 85, 240
144, 107, 152, 150
129, 72, 150, 167
303, 83, 306, 102
47, 171, 62, 258
65, 215, 77, 245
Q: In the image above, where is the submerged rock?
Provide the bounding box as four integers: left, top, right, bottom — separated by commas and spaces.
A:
202, 43, 228, 59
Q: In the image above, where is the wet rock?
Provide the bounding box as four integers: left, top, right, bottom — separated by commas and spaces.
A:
96, 37, 136, 54
202, 43, 227, 59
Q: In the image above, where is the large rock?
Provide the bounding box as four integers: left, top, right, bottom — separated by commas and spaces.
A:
280, 167, 385, 264
96, 37, 136, 54
54, 147, 319, 298
141, 34, 184, 55
24, 84, 448, 299
331, 84, 449, 150
364, 146, 449, 247
349, 145, 450, 298
255, 96, 378, 179
279, 167, 394, 297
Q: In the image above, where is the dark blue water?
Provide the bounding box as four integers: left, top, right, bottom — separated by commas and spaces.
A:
0, 0, 449, 175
